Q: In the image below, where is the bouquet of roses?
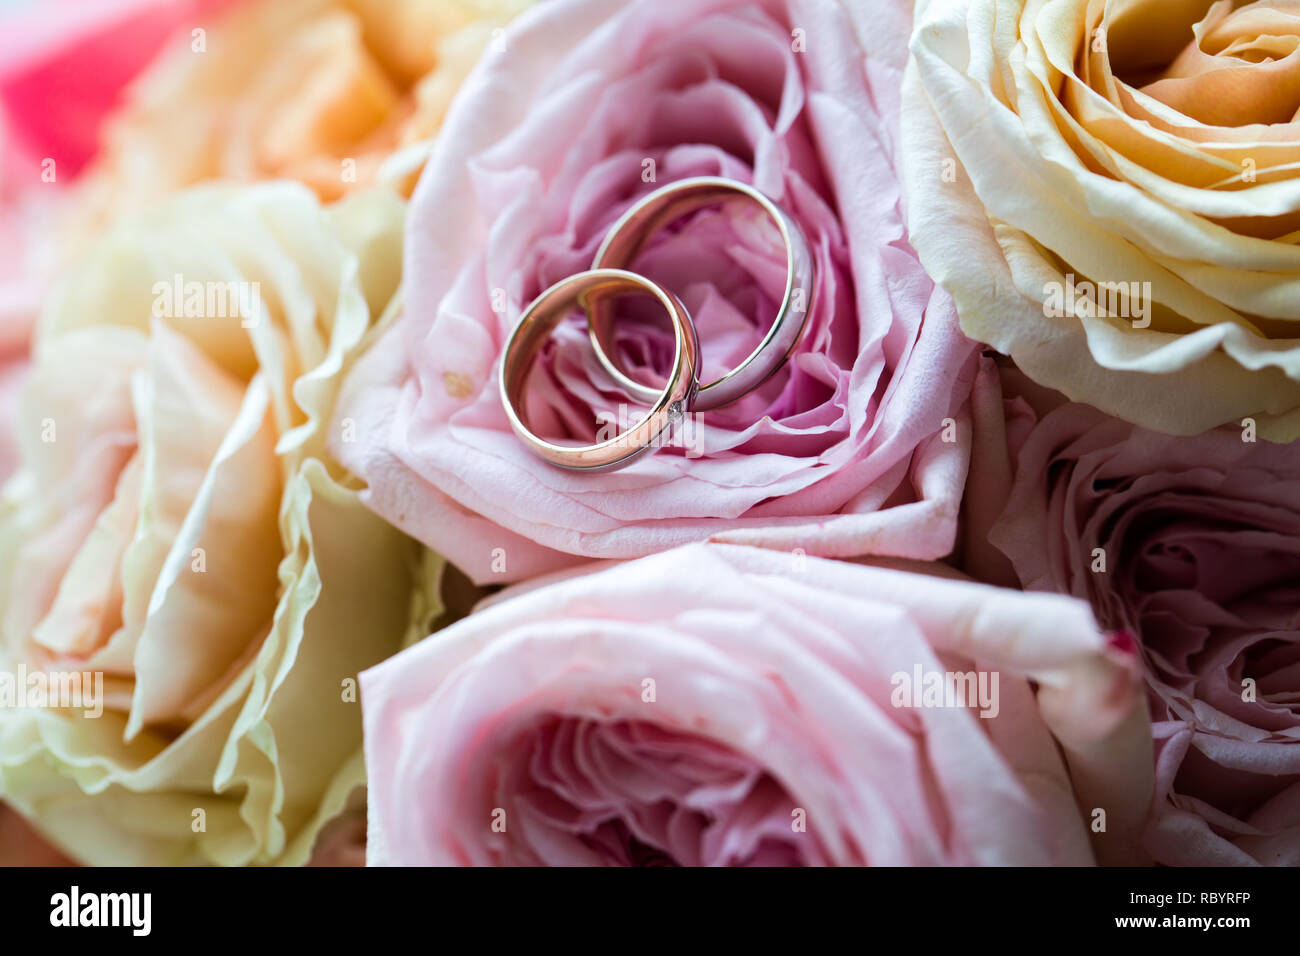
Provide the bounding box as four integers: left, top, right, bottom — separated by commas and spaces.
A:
0, 0, 1294, 868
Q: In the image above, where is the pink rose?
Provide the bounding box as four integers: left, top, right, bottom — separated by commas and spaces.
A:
0, 117, 36, 484
361, 543, 1147, 865
0, 353, 23, 483
332, 0, 979, 583
979, 373, 1300, 866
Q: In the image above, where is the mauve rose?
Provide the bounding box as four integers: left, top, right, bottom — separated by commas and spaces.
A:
361, 543, 1148, 866
0, 801, 73, 866
305, 806, 366, 867
331, 0, 979, 583
979, 378, 1300, 866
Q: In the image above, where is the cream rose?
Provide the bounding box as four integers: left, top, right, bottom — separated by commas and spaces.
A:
0, 182, 443, 866
78, 0, 530, 213
905, 0, 1300, 440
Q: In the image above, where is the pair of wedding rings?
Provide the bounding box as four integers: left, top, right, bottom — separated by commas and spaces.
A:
499, 176, 815, 471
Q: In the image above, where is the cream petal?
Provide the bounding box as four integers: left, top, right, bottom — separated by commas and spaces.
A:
0, 328, 146, 660
213, 460, 439, 865
31, 455, 140, 660
125, 368, 281, 738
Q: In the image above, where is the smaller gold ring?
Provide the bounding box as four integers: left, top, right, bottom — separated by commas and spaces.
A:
499, 269, 700, 472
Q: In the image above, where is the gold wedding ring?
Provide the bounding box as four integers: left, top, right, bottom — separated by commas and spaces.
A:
499, 269, 699, 472
500, 178, 811, 470
589, 176, 815, 411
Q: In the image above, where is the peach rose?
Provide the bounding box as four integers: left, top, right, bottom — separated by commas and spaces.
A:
0, 182, 444, 865
76, 0, 531, 213
2, 0, 230, 477
304, 806, 366, 866
905, 0, 1300, 440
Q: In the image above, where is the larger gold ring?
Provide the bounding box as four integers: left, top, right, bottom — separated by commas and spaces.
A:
589, 176, 815, 411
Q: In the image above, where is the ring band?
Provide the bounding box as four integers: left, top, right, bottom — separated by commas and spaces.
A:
589, 176, 815, 411
499, 269, 699, 472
